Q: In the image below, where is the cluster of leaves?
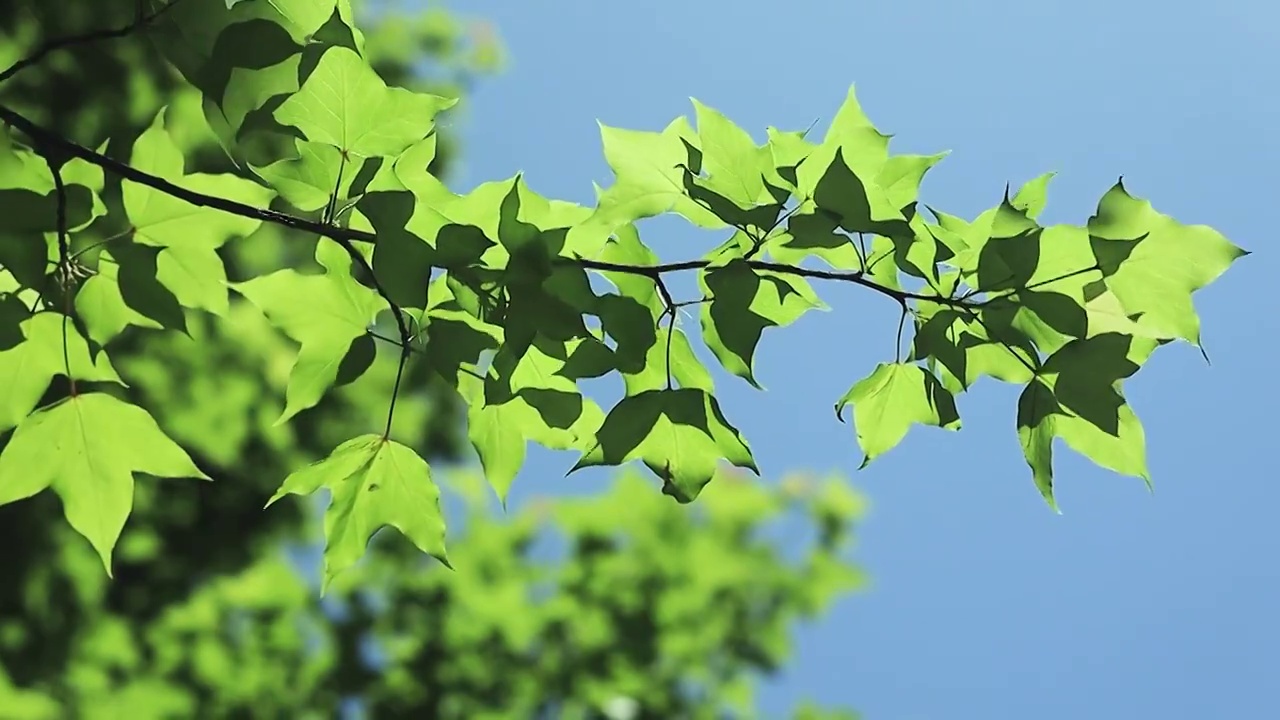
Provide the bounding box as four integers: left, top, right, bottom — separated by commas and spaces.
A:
0, 0, 1246, 593
0, 2, 866, 717
1, 465, 865, 720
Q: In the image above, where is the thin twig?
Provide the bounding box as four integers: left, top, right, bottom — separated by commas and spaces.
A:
893, 300, 907, 363
653, 276, 677, 390
0, 0, 186, 85
69, 226, 135, 261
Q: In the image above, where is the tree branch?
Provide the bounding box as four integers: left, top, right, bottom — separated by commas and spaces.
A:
1, 101, 982, 317
1, 101, 416, 429
0, 0, 186, 85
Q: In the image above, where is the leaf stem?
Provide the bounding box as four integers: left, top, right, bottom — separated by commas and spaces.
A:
44, 153, 76, 397
69, 226, 135, 262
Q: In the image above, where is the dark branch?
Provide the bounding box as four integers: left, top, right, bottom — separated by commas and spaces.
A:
572, 256, 973, 309
0, 104, 380, 244
1, 101, 982, 316
1, 102, 417, 426
0, 0, 186, 85
0, 98, 1061, 394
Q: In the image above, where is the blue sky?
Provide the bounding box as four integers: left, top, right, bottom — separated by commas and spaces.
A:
434, 1, 1277, 717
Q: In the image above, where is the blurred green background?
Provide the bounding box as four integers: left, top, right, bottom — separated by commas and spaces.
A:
0, 2, 865, 717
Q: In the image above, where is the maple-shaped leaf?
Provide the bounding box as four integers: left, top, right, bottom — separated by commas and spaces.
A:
836, 362, 961, 468
123, 108, 275, 315
698, 258, 827, 389
1016, 333, 1150, 509
252, 138, 361, 212
274, 45, 455, 158
818, 85, 892, 172
691, 99, 775, 208
267, 434, 449, 591
767, 211, 862, 271
798, 146, 908, 240
0, 131, 103, 238
567, 116, 725, 250
0, 312, 123, 432
875, 150, 948, 211
463, 337, 605, 502
75, 249, 165, 345
678, 99, 790, 230
233, 240, 385, 423
570, 388, 758, 503
0, 393, 208, 574
1087, 179, 1247, 344
764, 125, 817, 192
469, 395, 603, 504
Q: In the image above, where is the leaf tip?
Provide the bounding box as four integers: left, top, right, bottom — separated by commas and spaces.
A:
263, 489, 289, 510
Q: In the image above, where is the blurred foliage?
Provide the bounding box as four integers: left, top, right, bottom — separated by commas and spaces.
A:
0, 1, 864, 717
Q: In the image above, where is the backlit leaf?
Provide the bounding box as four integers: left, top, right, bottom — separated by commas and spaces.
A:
273, 45, 455, 158
232, 241, 385, 423
836, 362, 961, 467
0, 312, 123, 432
571, 388, 757, 502
0, 393, 207, 574
267, 434, 449, 590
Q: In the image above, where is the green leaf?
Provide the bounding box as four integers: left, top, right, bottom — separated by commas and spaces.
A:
768, 211, 862, 271
108, 241, 190, 334
836, 362, 960, 468
1010, 172, 1056, 220
682, 99, 787, 227
0, 312, 123, 432
267, 434, 449, 591
1040, 332, 1144, 431
232, 241, 385, 423
692, 99, 772, 207
911, 303, 1039, 393
1016, 333, 1151, 507
75, 250, 163, 344
0, 133, 102, 235
698, 258, 826, 388
466, 401, 528, 503
252, 139, 360, 212
1087, 179, 1247, 344
819, 85, 891, 174
465, 337, 605, 502
1017, 381, 1147, 510
124, 108, 274, 315
798, 146, 906, 236
273, 45, 455, 158
571, 388, 757, 503
0, 393, 207, 574
155, 244, 229, 317
765, 125, 816, 190
965, 199, 1042, 291
568, 117, 724, 250
419, 307, 502, 386
875, 151, 948, 210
